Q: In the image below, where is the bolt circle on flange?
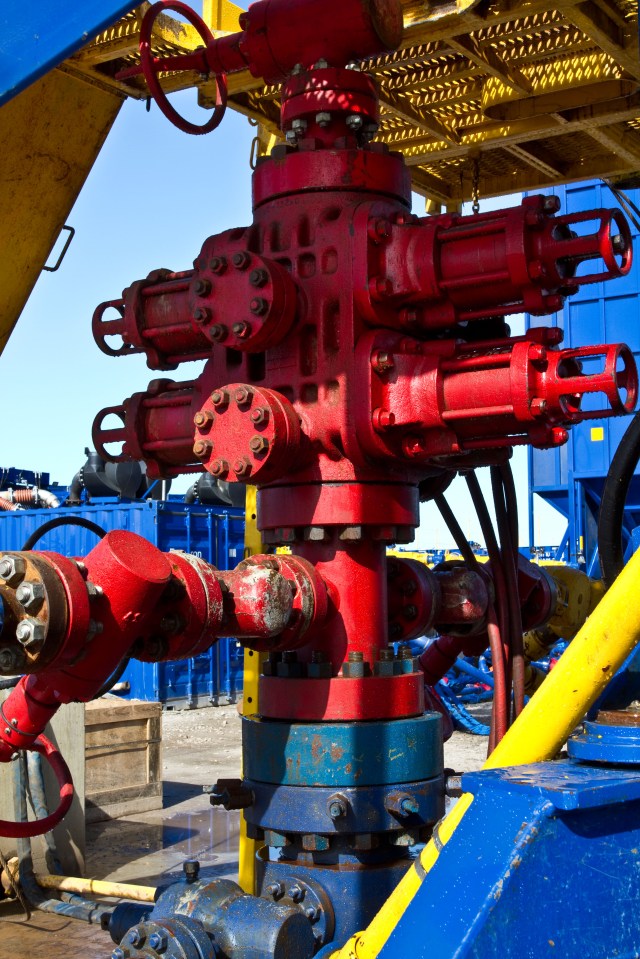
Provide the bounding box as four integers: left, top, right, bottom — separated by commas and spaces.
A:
0, 552, 90, 674
193, 237, 299, 352
194, 384, 302, 485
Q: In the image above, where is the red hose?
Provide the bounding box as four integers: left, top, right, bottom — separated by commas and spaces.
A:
486, 600, 508, 750
0, 736, 73, 838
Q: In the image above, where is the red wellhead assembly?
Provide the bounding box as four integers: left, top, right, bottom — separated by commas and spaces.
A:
0, 0, 637, 953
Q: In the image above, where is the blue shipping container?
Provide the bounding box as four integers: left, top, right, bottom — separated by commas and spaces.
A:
0, 500, 245, 707
527, 180, 640, 570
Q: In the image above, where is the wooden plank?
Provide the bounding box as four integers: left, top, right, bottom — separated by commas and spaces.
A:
84, 699, 162, 725
85, 717, 161, 748
84, 698, 163, 821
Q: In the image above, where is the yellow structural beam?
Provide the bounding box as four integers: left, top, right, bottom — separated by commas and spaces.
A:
0, 70, 123, 357
238, 485, 265, 895
333, 544, 640, 959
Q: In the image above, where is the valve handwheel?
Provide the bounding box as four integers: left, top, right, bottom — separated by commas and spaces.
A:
139, 1, 228, 136
0, 735, 74, 839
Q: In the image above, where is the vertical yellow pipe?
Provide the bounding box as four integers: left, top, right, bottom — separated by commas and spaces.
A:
238, 486, 265, 894
335, 546, 640, 959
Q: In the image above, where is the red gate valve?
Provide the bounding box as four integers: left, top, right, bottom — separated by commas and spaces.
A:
93, 247, 299, 370
116, 0, 402, 136
357, 195, 633, 331
359, 331, 638, 465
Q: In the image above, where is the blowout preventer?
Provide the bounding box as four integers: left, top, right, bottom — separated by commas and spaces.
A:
1, 0, 637, 955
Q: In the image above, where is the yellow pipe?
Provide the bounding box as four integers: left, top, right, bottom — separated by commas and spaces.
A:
35, 872, 155, 903
334, 546, 640, 959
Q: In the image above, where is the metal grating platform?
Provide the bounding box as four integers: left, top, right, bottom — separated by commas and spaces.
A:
51, 0, 640, 207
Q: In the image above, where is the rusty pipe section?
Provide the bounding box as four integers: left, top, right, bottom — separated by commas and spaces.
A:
0, 538, 331, 685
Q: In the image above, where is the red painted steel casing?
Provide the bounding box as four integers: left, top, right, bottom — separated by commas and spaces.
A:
259, 673, 424, 721
82, 0, 636, 729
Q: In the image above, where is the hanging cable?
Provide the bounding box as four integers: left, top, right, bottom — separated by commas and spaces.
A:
434, 492, 481, 571
597, 411, 640, 588
21, 516, 106, 551
490, 465, 525, 718
465, 470, 511, 748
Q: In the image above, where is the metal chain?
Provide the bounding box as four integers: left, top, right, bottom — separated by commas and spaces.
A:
471, 155, 481, 214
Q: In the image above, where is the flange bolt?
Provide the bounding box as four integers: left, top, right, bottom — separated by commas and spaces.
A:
148, 932, 168, 953
0, 556, 26, 587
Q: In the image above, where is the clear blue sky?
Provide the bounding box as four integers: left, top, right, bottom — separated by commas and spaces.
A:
0, 82, 560, 548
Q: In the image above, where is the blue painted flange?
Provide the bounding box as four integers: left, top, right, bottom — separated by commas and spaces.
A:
242, 714, 443, 786
243, 776, 444, 835
568, 719, 640, 765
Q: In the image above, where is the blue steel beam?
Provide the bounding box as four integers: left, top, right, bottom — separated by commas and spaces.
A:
0, 2, 138, 106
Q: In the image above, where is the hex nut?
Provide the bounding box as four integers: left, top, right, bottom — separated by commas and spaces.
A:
127, 928, 145, 947
232, 251, 251, 270
148, 932, 168, 953
211, 389, 230, 407
194, 410, 214, 429
15, 619, 45, 647
15, 581, 45, 610
249, 435, 269, 454
210, 256, 227, 274
0, 647, 21, 672
0, 555, 26, 587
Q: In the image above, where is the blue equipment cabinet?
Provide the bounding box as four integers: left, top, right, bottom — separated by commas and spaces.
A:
527, 179, 640, 572
0, 500, 245, 707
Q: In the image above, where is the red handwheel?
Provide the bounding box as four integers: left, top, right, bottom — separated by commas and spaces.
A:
0, 735, 74, 839
139, 1, 228, 135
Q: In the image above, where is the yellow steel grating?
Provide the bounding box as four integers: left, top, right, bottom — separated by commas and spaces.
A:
63, 0, 640, 208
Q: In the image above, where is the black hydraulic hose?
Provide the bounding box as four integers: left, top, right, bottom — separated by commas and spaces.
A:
499, 461, 519, 562
21, 516, 106, 551
491, 466, 525, 718
597, 410, 640, 588
0, 676, 20, 690
93, 655, 131, 700
434, 492, 481, 571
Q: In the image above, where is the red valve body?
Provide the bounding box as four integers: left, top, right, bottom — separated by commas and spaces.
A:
89, 134, 635, 726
